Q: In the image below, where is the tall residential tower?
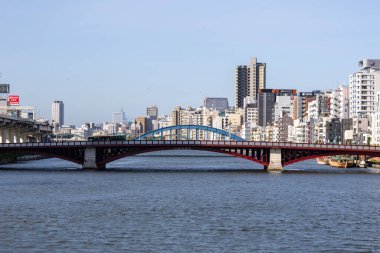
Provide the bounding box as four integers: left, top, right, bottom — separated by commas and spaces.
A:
349, 59, 380, 118
52, 100, 64, 127
235, 57, 266, 109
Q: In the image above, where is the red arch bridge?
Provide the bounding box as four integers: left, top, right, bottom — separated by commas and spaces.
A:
1, 140, 379, 172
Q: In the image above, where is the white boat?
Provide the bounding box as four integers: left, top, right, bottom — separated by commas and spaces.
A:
316, 157, 329, 165
359, 160, 367, 168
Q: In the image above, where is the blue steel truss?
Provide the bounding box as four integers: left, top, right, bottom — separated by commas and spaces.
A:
135, 125, 245, 141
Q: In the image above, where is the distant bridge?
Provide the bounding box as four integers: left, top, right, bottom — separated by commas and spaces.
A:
0, 140, 379, 172
135, 125, 244, 141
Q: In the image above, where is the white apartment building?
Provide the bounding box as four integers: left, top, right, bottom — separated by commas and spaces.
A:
250, 126, 264, 141
211, 115, 224, 130
103, 123, 118, 135
172, 106, 219, 126
288, 119, 310, 143
372, 91, 380, 145
71, 127, 91, 140
264, 125, 280, 142
243, 96, 258, 126
152, 115, 172, 130
349, 59, 380, 118
171, 106, 226, 140
310, 117, 328, 143
274, 95, 292, 122
241, 123, 251, 140
307, 100, 318, 121
329, 85, 349, 119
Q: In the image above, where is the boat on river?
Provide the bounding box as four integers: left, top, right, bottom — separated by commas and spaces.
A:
329, 156, 355, 168
316, 157, 330, 165
358, 160, 367, 168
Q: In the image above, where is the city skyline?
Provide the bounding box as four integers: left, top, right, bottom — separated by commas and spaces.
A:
1, 1, 380, 125
2, 2, 380, 252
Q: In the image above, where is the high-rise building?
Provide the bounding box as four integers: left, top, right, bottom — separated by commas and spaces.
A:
204, 97, 229, 112
113, 108, 126, 124
146, 105, 158, 120
235, 57, 266, 108
349, 59, 380, 118
235, 65, 249, 109
257, 90, 276, 127
52, 101, 64, 127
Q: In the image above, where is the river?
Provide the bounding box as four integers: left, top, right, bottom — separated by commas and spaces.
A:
0, 150, 380, 252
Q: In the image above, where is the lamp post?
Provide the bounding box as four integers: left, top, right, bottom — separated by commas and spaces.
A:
228, 122, 231, 140
131, 120, 136, 138
137, 122, 141, 140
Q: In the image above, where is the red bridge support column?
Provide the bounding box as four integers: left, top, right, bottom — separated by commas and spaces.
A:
267, 148, 283, 172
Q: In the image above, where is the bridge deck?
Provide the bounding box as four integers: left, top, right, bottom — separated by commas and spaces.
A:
0, 140, 378, 152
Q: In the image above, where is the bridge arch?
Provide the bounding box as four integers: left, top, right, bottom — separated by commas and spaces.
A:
98, 146, 268, 167
3, 148, 84, 166
282, 149, 370, 166
135, 125, 245, 141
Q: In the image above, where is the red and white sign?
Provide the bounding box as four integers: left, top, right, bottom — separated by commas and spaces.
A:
8, 95, 20, 105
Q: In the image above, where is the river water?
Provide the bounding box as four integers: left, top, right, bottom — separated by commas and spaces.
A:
1, 150, 380, 252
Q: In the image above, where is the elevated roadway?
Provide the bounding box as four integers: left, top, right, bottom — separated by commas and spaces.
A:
0, 114, 52, 143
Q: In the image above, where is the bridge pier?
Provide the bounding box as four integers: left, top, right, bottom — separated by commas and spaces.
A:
267, 148, 283, 172
0, 129, 4, 143
5, 129, 13, 143
14, 131, 21, 143
20, 133, 29, 143
83, 147, 104, 170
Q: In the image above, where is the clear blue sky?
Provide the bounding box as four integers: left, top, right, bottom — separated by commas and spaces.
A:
0, 0, 379, 125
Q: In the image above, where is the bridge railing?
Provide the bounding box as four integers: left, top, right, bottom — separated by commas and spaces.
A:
0, 140, 380, 152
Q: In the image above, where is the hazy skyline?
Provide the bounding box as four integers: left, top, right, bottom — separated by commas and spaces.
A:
1, 0, 379, 125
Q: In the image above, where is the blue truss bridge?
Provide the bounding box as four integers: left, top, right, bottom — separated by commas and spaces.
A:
135, 124, 244, 141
